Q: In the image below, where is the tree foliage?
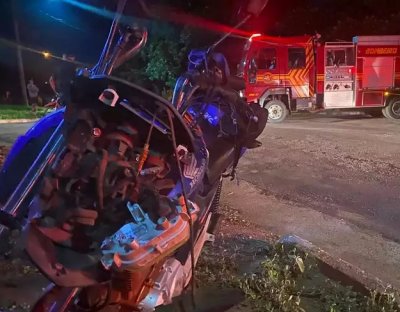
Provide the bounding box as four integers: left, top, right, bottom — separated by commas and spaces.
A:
143, 27, 191, 89
115, 0, 235, 92
116, 23, 194, 94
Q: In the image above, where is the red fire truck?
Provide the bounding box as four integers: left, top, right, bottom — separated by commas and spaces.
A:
238, 34, 400, 122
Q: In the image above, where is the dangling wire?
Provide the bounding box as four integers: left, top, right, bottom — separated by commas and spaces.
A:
137, 111, 158, 174
166, 109, 197, 310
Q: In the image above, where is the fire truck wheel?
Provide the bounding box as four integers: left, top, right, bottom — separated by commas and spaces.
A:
264, 100, 288, 123
382, 107, 390, 119
383, 97, 400, 120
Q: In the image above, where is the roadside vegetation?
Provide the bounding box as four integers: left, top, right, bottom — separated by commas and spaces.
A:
0, 105, 49, 120
197, 237, 399, 312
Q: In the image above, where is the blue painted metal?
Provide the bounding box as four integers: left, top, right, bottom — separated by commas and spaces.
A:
188, 49, 207, 71
1, 108, 64, 172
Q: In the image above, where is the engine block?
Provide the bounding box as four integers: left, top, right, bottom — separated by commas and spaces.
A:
101, 200, 198, 271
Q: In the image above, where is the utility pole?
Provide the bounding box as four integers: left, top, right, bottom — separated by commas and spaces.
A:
12, 0, 28, 106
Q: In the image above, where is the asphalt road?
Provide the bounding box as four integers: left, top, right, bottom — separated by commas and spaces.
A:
0, 122, 32, 146
222, 113, 400, 287
240, 114, 400, 242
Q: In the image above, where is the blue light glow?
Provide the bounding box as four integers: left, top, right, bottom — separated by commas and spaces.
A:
61, 0, 116, 20
187, 103, 222, 127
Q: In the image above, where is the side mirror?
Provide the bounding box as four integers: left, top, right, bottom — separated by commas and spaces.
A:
246, 0, 269, 17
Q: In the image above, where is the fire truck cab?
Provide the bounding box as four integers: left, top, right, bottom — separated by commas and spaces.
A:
239, 34, 400, 122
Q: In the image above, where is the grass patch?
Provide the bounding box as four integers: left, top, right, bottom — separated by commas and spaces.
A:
0, 105, 49, 120
197, 238, 400, 312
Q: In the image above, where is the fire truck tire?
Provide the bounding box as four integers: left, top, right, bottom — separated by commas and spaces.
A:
264, 100, 288, 123
382, 107, 390, 119
383, 97, 400, 120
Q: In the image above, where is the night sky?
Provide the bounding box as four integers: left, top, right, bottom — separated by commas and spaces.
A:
0, 0, 399, 102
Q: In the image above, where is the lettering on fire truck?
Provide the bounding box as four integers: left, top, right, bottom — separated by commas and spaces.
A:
366, 48, 397, 54
358, 46, 400, 57
366, 47, 397, 55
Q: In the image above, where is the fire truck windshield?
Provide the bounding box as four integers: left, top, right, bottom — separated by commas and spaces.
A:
238, 40, 252, 76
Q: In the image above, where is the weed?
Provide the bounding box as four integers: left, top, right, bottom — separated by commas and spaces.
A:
196, 238, 400, 312
195, 243, 239, 288
238, 244, 306, 311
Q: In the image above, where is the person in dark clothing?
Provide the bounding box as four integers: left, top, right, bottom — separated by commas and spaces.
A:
49, 54, 77, 106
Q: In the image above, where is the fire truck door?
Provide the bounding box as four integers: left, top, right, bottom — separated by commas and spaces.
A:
287, 47, 310, 98
250, 47, 281, 90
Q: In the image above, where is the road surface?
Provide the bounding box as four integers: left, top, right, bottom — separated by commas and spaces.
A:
222, 113, 400, 288
0, 123, 32, 146
241, 114, 400, 241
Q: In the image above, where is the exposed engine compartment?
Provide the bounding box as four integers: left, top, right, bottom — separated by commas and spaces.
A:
34, 109, 189, 246
24, 100, 203, 308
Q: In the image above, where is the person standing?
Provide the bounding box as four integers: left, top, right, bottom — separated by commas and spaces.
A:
26, 79, 39, 112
